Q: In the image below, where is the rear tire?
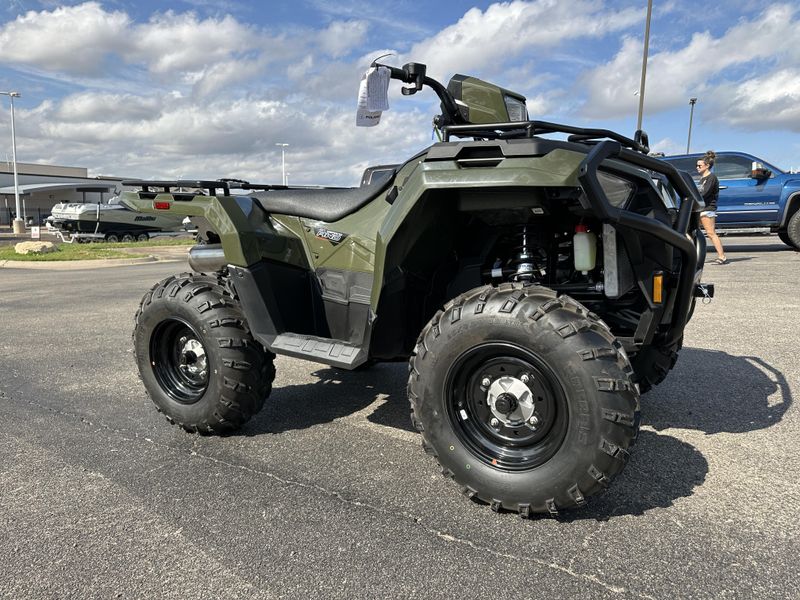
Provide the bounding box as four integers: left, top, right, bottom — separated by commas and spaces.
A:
105, 232, 120, 243
137, 233, 150, 242
122, 233, 136, 243
409, 283, 639, 516
133, 273, 275, 433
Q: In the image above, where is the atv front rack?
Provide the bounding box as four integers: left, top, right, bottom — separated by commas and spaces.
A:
441, 120, 650, 154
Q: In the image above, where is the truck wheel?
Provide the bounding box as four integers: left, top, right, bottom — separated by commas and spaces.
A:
408, 283, 639, 516
105, 232, 120, 243
122, 233, 136, 243
133, 273, 275, 433
137, 233, 150, 242
779, 211, 800, 249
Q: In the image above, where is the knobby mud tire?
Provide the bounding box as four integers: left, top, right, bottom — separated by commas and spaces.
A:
632, 336, 683, 394
408, 283, 640, 516
133, 273, 275, 434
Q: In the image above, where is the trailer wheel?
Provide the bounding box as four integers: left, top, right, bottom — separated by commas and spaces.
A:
137, 233, 150, 242
408, 283, 639, 516
122, 233, 136, 243
133, 273, 275, 434
105, 232, 120, 243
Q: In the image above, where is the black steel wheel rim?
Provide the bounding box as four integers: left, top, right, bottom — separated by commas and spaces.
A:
445, 342, 568, 471
150, 318, 210, 404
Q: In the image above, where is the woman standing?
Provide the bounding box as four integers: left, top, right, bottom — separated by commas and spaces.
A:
696, 151, 727, 264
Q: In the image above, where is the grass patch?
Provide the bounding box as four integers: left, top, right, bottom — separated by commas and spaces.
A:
105, 236, 195, 248
0, 243, 149, 261
0, 234, 195, 261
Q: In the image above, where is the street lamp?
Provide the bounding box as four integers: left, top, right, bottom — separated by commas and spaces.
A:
275, 143, 289, 186
686, 97, 698, 154
636, 0, 653, 132
0, 91, 23, 234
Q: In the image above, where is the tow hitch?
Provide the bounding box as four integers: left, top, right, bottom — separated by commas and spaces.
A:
694, 283, 714, 304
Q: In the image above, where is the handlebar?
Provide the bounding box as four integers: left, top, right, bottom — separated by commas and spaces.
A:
373, 61, 466, 127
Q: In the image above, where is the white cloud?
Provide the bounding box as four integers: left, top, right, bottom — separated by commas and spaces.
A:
128, 10, 257, 74
8, 1, 797, 187
191, 57, 270, 97
715, 69, 800, 132
0, 2, 294, 90
0, 2, 131, 75
13, 90, 430, 186
581, 4, 800, 119
55, 93, 163, 123
318, 20, 369, 58
405, 0, 642, 81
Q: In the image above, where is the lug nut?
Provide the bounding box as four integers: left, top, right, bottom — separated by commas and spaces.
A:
481, 377, 492, 387
520, 374, 531, 384
490, 418, 500, 428
528, 415, 539, 426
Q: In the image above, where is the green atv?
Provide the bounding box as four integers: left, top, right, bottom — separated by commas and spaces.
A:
123, 62, 713, 516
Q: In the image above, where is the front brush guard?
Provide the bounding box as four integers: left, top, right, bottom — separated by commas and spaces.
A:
577, 141, 704, 347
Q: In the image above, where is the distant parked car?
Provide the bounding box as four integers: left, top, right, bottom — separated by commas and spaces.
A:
662, 151, 800, 249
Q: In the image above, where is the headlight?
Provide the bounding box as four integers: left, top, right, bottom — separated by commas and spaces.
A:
598, 171, 635, 208
503, 94, 528, 122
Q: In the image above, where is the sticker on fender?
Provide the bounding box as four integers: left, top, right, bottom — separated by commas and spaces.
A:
315, 227, 348, 245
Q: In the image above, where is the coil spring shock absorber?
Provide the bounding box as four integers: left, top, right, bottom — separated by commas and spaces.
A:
509, 225, 538, 282
485, 225, 548, 283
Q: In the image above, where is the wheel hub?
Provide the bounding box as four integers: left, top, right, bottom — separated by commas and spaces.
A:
487, 376, 535, 427
178, 336, 208, 382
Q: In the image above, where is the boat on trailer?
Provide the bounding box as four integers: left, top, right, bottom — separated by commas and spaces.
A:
47, 196, 187, 242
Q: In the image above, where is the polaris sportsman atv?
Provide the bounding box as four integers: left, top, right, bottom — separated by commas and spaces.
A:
123, 62, 713, 516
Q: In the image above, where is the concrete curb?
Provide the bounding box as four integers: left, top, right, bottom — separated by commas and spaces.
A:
0, 255, 164, 270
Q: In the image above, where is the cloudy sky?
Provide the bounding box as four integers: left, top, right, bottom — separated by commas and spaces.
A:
0, 0, 799, 186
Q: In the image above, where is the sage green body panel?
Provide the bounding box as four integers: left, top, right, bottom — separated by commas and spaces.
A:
120, 192, 309, 268
120, 145, 586, 311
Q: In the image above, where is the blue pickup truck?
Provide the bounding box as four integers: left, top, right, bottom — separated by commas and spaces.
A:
662, 151, 800, 250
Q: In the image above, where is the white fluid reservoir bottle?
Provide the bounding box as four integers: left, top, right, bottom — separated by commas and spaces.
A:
573, 223, 597, 274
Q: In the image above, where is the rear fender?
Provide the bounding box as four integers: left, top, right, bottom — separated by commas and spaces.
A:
120, 191, 307, 268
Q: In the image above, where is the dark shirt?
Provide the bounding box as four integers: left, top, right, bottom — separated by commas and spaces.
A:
699, 173, 719, 211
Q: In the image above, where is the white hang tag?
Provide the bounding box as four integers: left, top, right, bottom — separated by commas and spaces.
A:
366, 66, 390, 111
356, 66, 390, 127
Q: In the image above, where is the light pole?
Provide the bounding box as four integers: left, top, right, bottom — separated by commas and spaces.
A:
636, 0, 653, 132
275, 143, 289, 186
686, 97, 698, 154
1, 91, 23, 233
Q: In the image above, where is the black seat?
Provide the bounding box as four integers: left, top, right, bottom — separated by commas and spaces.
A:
251, 169, 395, 222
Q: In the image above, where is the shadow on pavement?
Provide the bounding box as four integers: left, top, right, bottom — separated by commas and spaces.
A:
239, 347, 788, 519
242, 363, 410, 436
244, 348, 789, 438
557, 429, 708, 522
644, 348, 791, 435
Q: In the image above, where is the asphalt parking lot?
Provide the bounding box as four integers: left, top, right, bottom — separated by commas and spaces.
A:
1, 235, 798, 599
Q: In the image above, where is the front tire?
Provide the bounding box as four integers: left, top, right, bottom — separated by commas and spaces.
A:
133, 273, 275, 433
409, 284, 639, 516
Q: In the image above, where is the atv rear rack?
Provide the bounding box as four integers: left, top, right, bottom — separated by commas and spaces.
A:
441, 120, 650, 154
121, 179, 340, 199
